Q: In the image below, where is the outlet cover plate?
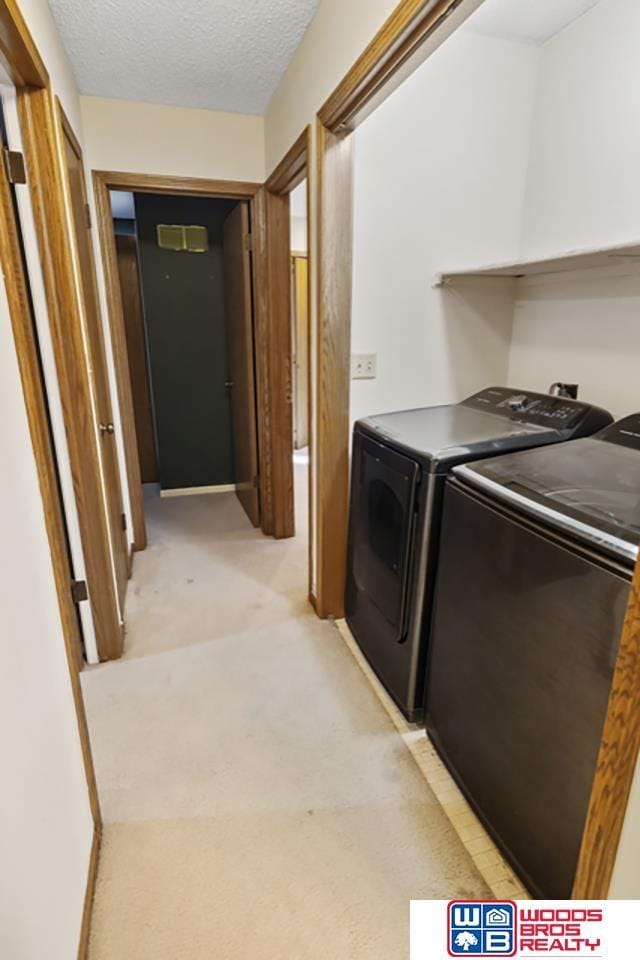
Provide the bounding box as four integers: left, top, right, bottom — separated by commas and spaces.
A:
351, 353, 377, 380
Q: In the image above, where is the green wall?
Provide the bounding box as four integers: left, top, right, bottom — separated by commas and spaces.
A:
135, 193, 237, 490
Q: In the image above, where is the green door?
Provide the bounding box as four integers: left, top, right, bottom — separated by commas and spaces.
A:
135, 193, 238, 491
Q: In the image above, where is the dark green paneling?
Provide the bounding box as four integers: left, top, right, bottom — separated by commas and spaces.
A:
135, 193, 237, 490
113, 217, 136, 236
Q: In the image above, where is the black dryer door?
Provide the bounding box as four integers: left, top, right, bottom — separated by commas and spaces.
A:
350, 433, 419, 642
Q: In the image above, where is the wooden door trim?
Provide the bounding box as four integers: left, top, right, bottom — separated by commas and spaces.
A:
314, 119, 353, 618
92, 170, 280, 540
263, 127, 312, 547
92, 172, 146, 550
318, 0, 462, 132
0, 97, 101, 830
0, 0, 48, 87
18, 87, 123, 664
95, 169, 260, 198
266, 127, 309, 195
115, 234, 158, 486
57, 95, 82, 158
264, 189, 295, 538
0, 7, 101, 953
572, 564, 640, 897
58, 100, 130, 609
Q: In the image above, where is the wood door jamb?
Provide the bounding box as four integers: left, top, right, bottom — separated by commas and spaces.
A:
92, 170, 272, 545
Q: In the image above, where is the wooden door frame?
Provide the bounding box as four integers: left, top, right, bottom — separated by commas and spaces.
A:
313, 0, 465, 619
265, 127, 312, 578
309, 0, 640, 898
0, 1, 101, 955
92, 169, 292, 541
57, 97, 131, 603
17, 90, 123, 663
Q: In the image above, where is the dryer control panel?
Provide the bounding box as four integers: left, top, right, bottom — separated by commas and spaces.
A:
462, 386, 613, 436
598, 413, 640, 450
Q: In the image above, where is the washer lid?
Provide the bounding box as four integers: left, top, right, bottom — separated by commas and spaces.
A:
356, 386, 610, 469
358, 404, 552, 468
455, 437, 640, 563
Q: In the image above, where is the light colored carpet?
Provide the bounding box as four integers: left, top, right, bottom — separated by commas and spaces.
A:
82, 462, 488, 959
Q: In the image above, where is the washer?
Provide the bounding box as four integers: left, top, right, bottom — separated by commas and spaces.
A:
345, 386, 612, 721
425, 413, 640, 898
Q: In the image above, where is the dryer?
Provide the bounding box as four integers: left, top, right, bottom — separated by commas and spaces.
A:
345, 386, 612, 721
425, 414, 640, 898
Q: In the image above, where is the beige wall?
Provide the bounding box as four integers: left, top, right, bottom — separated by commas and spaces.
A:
80, 96, 265, 181
264, 0, 398, 172
80, 97, 266, 556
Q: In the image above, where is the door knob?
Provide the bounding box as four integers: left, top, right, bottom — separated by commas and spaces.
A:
99, 422, 115, 436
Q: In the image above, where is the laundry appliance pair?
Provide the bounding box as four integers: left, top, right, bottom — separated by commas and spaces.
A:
345, 386, 640, 897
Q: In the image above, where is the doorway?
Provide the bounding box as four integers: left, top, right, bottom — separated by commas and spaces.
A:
290, 180, 309, 452
108, 189, 260, 529
264, 126, 313, 596
94, 170, 295, 563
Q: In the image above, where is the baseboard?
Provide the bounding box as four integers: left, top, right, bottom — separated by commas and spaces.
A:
77, 824, 101, 960
160, 483, 238, 498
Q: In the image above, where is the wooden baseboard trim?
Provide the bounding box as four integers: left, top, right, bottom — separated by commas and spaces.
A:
77, 824, 101, 960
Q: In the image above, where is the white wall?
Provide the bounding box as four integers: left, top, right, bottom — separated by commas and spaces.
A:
350, 30, 539, 426
508, 0, 640, 420
518, 0, 640, 258
291, 216, 308, 252
0, 275, 94, 958
507, 268, 640, 419
290, 180, 308, 252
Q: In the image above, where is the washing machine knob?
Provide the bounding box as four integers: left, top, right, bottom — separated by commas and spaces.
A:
508, 394, 529, 413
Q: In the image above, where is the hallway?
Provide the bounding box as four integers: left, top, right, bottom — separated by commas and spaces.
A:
82, 460, 488, 959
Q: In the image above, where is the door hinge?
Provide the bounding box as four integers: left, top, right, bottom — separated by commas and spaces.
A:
2, 147, 26, 185
71, 579, 89, 603
84, 202, 92, 229
253, 475, 260, 489
244, 232, 252, 252
121, 512, 127, 532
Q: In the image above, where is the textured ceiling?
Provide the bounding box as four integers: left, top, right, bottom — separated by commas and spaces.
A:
48, 0, 320, 115
465, 0, 603, 45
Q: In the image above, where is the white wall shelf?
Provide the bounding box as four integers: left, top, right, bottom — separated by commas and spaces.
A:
434, 241, 640, 287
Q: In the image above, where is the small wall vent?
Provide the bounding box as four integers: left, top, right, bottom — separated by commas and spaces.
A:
157, 224, 208, 252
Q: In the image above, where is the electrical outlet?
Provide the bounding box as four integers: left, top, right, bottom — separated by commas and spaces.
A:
351, 353, 377, 380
